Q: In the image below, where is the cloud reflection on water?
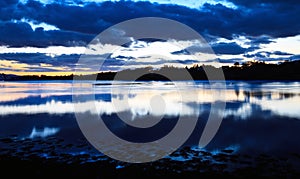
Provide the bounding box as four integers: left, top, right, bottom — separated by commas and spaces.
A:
0, 81, 299, 119
29, 127, 60, 138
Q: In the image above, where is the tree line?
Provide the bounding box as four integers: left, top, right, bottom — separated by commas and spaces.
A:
1, 60, 300, 81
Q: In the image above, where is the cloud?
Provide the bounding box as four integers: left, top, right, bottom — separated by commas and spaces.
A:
0, 21, 93, 47
212, 42, 252, 55
0, 59, 71, 72
171, 49, 190, 55
0, 0, 299, 72
228, 0, 300, 7
290, 55, 300, 60
273, 51, 293, 56
0, 46, 86, 56
0, 0, 19, 6
247, 36, 274, 45
244, 51, 294, 59
0, 0, 299, 48
0, 53, 79, 66
0, 52, 128, 72
244, 52, 270, 59
216, 58, 244, 64
16, 18, 60, 31
175, 59, 202, 64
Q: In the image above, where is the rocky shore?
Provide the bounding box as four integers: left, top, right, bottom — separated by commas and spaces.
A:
1, 136, 299, 178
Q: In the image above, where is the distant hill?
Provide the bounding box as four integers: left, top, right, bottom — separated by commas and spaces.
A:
0, 74, 20, 81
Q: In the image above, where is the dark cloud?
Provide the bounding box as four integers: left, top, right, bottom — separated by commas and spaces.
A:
228, 0, 300, 7
0, 53, 80, 66
242, 51, 300, 62
273, 51, 293, 56
216, 58, 244, 64
244, 51, 270, 58
0, 21, 93, 47
244, 51, 294, 59
124, 60, 166, 67
286, 54, 300, 61
0, 53, 48, 64
171, 49, 190, 55
0, 0, 19, 6
247, 36, 274, 45
264, 54, 300, 62
175, 59, 200, 64
172, 41, 256, 55
113, 55, 134, 60
212, 42, 251, 55
0, 0, 299, 48
183, 57, 243, 64
0, 52, 126, 71
230, 2, 300, 38
26, 66, 63, 72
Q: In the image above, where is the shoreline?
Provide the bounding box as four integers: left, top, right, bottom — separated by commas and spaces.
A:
1, 136, 299, 178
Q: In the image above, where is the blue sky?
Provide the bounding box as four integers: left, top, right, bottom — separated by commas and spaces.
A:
0, 0, 300, 75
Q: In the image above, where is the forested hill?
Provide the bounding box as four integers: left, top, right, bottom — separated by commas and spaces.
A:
1, 60, 300, 81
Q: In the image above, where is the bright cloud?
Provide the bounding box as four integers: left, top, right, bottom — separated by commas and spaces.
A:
0, 46, 86, 56
0, 59, 70, 72
12, 18, 60, 31
260, 35, 300, 55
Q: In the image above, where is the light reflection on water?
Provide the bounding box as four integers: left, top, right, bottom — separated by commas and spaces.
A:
29, 127, 60, 139
0, 80, 300, 155
0, 80, 300, 118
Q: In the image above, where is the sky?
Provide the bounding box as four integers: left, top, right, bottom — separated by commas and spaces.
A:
0, 0, 300, 76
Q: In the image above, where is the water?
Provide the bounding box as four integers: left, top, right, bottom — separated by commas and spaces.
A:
1, 80, 300, 159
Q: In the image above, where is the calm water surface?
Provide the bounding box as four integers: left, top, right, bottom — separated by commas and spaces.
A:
1, 80, 300, 157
